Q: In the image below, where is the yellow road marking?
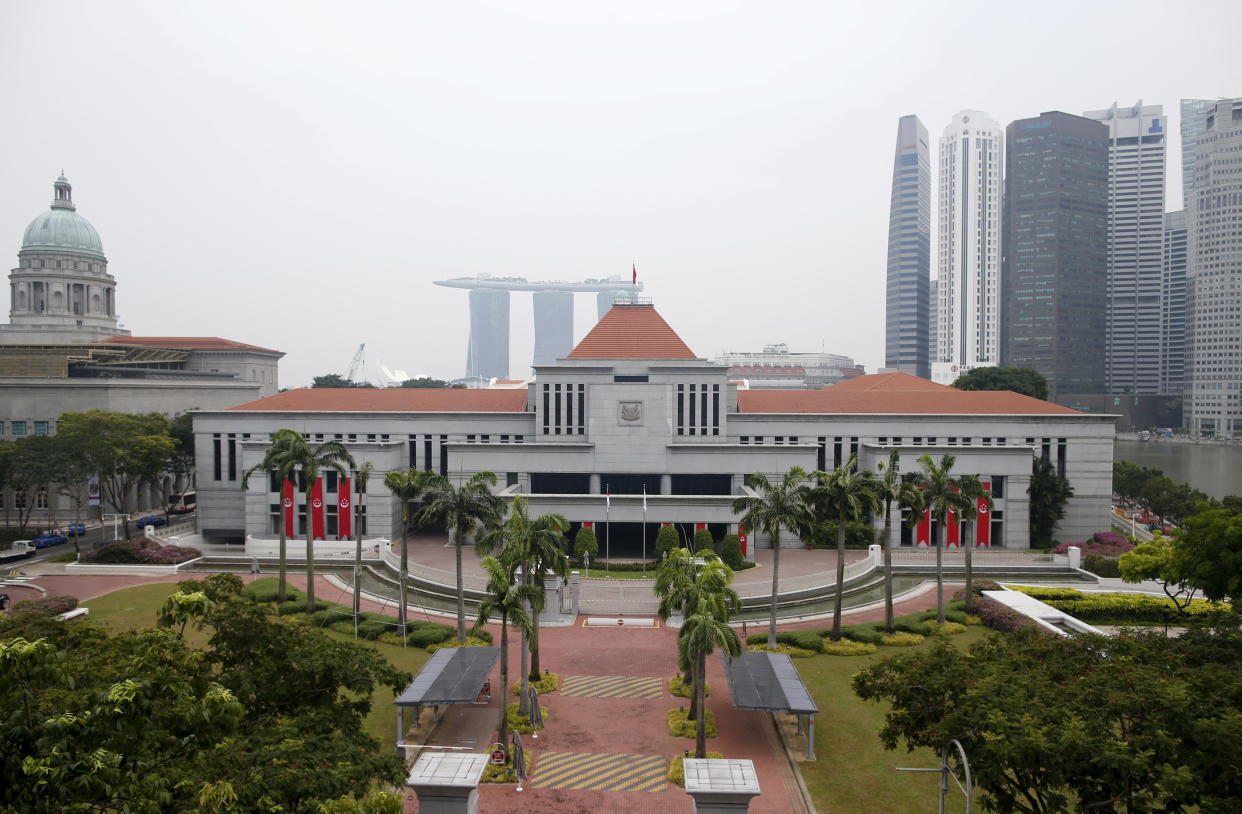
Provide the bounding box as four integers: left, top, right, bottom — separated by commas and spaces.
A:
530, 751, 667, 792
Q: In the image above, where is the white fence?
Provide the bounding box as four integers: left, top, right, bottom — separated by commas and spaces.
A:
889, 550, 1054, 566
380, 542, 489, 591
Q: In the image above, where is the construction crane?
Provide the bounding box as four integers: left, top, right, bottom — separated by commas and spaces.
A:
346, 343, 366, 384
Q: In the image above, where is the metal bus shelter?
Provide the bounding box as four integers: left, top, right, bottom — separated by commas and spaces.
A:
723, 651, 819, 759
393, 646, 500, 757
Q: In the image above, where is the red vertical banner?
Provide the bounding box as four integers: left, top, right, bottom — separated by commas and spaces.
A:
916, 508, 931, 546
695, 523, 706, 531
976, 481, 991, 547
338, 477, 352, 540
946, 506, 960, 547
282, 479, 295, 535
738, 524, 748, 557
311, 477, 326, 541
583, 521, 594, 529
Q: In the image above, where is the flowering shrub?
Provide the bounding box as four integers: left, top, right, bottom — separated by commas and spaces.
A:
952, 579, 1002, 601
8, 595, 79, 617
976, 596, 1038, 632
1053, 532, 1134, 557
820, 639, 878, 656
927, 621, 968, 635
81, 539, 201, 565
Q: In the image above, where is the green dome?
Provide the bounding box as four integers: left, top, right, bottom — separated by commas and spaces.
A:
20, 176, 105, 259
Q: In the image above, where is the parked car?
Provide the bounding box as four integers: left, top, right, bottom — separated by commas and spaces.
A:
32, 532, 69, 549
67, 522, 87, 537
135, 515, 167, 528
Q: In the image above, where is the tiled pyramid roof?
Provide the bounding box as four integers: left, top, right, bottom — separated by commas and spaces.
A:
567, 304, 697, 359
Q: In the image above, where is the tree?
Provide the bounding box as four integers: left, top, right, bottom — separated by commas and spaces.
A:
808, 455, 881, 641
400, 377, 461, 389
416, 471, 504, 642
692, 527, 715, 554
312, 374, 375, 388
854, 624, 1242, 813
165, 412, 196, 520
241, 428, 304, 604
679, 608, 741, 758
915, 454, 969, 624
732, 468, 811, 646
1169, 506, 1242, 606
1119, 535, 1200, 614
573, 525, 598, 562
655, 524, 680, 560
282, 436, 356, 613
51, 434, 94, 553
1029, 455, 1074, 549
383, 467, 434, 638
875, 450, 925, 634
352, 462, 374, 637
950, 366, 1050, 400
7, 436, 62, 531
474, 556, 537, 760
57, 411, 175, 540
956, 474, 993, 612
720, 533, 744, 569
1112, 460, 1152, 505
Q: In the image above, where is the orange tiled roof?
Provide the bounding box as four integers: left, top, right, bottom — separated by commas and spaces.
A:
100, 336, 282, 354
567, 305, 696, 359
229, 388, 529, 412
737, 373, 1080, 415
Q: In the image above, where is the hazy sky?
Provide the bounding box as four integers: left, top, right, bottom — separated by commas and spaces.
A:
2, 1, 1238, 388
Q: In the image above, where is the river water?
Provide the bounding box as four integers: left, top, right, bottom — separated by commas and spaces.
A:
1114, 440, 1242, 500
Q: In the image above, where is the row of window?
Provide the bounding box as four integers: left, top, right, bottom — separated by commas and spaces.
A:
0, 420, 50, 437
0, 489, 50, 509
677, 384, 721, 436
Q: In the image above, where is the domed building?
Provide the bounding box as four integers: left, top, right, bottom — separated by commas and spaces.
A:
2, 176, 126, 343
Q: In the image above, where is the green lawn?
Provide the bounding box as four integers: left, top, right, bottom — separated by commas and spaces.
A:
797, 626, 989, 814
82, 582, 430, 752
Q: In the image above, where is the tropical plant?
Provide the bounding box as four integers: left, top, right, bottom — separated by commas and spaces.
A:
1029, 456, 1074, 548
731, 467, 810, 646
241, 428, 304, 604
473, 556, 537, 760
285, 435, 355, 613
416, 471, 504, 642
679, 610, 741, 758
655, 524, 680, 560
573, 525, 598, 562
956, 474, 993, 612
352, 462, 373, 637
384, 467, 434, 638
807, 455, 881, 641
875, 450, 925, 634
915, 454, 969, 624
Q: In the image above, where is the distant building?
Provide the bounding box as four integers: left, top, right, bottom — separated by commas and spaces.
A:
1083, 101, 1168, 395
1001, 111, 1109, 397
466, 288, 510, 380
0, 176, 283, 516
532, 290, 573, 366
1160, 210, 1188, 397
933, 111, 1003, 385
884, 115, 932, 379
715, 344, 863, 390
928, 277, 938, 364
1180, 99, 1218, 210
1186, 98, 1242, 438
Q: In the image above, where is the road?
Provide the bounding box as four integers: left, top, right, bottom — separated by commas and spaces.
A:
3, 514, 197, 570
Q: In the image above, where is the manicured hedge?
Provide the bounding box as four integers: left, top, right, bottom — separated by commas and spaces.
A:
80, 539, 200, 565
1082, 555, 1121, 578
8, 595, 78, 618
356, 620, 390, 640
1043, 594, 1224, 623
407, 624, 455, 648
975, 596, 1039, 632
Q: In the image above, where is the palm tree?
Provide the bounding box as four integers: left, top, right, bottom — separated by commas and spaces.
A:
731, 467, 810, 646
384, 467, 434, 639
875, 450, 926, 634
808, 455, 882, 641
916, 454, 969, 624
475, 555, 537, 760
288, 437, 355, 614
679, 609, 741, 758
956, 474, 993, 613
352, 462, 373, 637
477, 496, 568, 712
240, 428, 303, 604
416, 471, 504, 642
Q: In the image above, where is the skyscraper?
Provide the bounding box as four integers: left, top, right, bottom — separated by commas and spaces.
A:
1186, 98, 1242, 438
532, 290, 573, 365
1160, 210, 1187, 397
884, 114, 932, 379
466, 289, 510, 379
1001, 112, 1109, 397
1180, 99, 1218, 210
1083, 101, 1168, 395
933, 110, 1003, 385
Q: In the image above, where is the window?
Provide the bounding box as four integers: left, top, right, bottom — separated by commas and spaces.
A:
12, 421, 26, 437
212, 434, 222, 480
35, 490, 49, 509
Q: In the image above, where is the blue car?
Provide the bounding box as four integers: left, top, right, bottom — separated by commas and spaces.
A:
135, 515, 168, 528
67, 522, 87, 537
32, 532, 68, 549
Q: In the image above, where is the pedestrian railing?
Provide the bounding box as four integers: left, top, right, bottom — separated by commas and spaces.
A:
382, 542, 490, 591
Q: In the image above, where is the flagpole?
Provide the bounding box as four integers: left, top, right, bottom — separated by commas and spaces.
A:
605, 484, 610, 576
642, 484, 647, 574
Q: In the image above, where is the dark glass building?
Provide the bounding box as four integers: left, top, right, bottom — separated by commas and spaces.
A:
884, 115, 931, 379
1001, 111, 1109, 397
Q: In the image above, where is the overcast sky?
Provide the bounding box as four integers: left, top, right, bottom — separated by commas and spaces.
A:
2, 1, 1238, 388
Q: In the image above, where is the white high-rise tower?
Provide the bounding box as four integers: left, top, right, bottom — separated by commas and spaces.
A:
932, 110, 1002, 385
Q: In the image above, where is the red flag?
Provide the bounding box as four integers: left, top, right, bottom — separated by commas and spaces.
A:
695, 523, 706, 531
946, 506, 960, 547
738, 524, 748, 557
632, 262, 637, 284
976, 481, 991, 547
338, 477, 352, 540
311, 477, 326, 541
282, 479, 295, 535
916, 507, 931, 547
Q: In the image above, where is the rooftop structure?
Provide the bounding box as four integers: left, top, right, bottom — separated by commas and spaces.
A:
714, 343, 863, 390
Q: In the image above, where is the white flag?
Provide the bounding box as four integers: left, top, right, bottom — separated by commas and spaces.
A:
606, 492, 610, 509
642, 487, 647, 511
